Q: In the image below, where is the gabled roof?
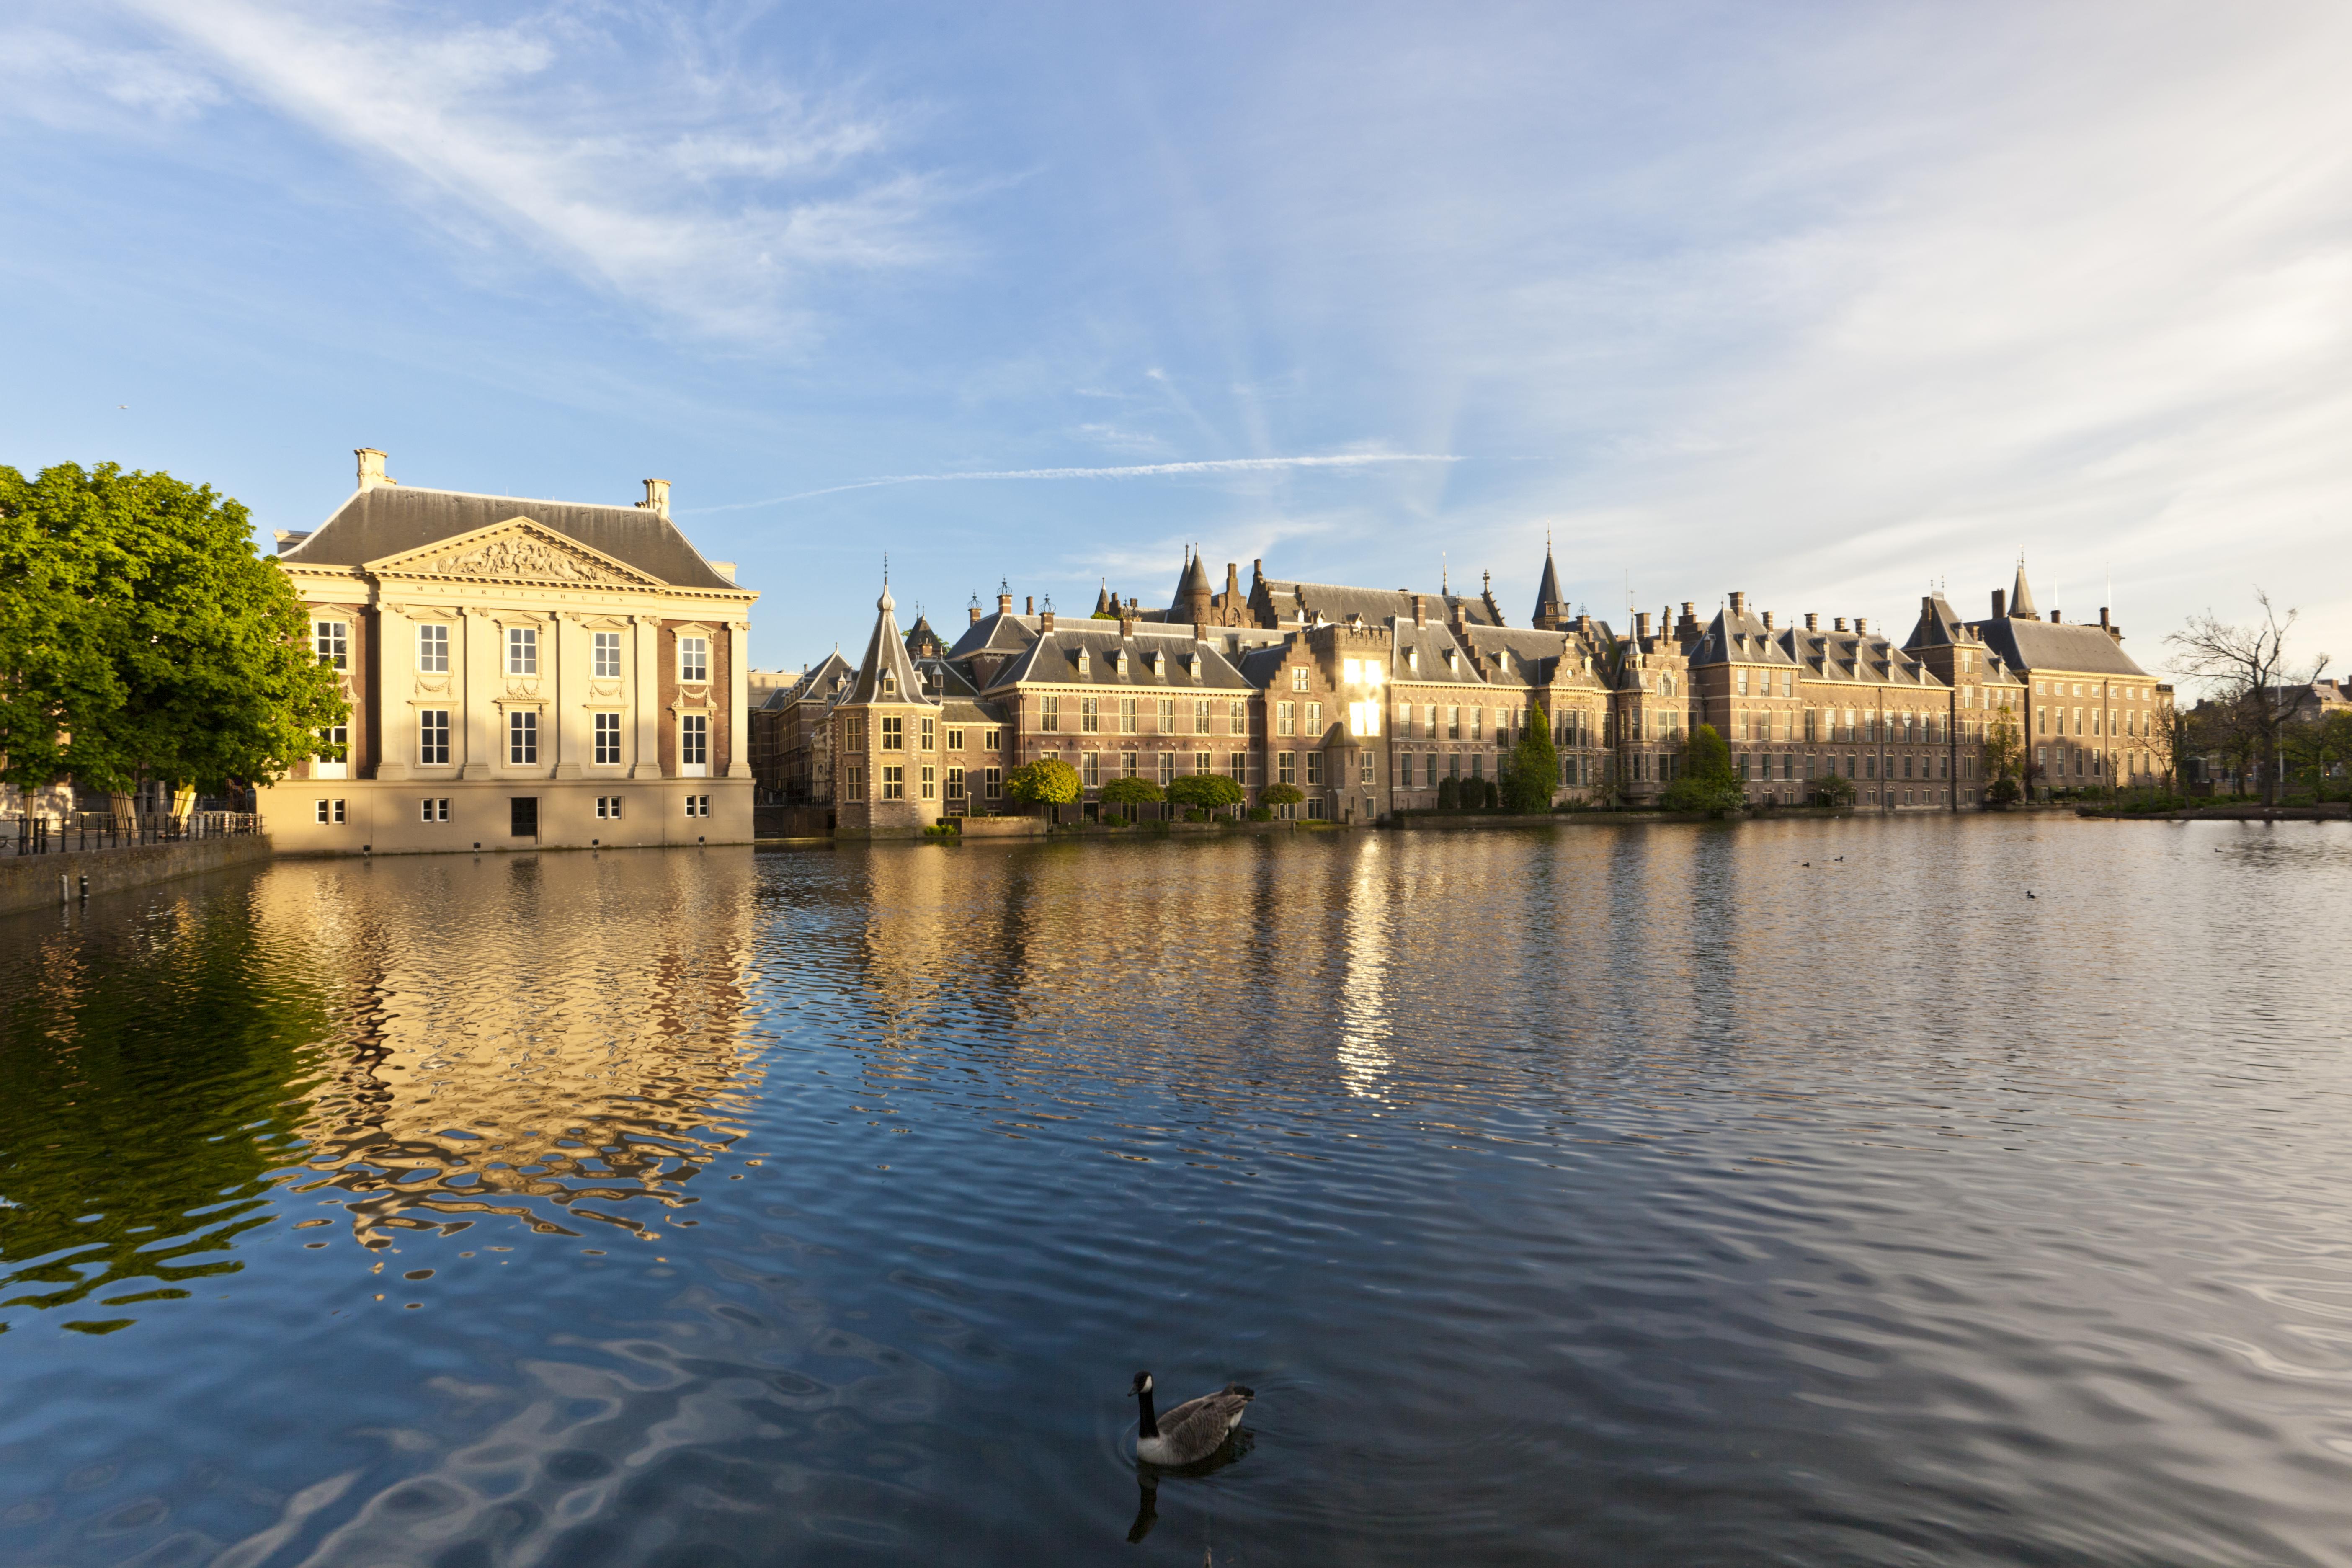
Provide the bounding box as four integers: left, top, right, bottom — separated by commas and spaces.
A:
1687, 605, 1800, 667
946, 610, 1041, 661
1905, 593, 1970, 650
846, 585, 935, 707
1779, 627, 1947, 690
984, 627, 1255, 692
776, 650, 857, 708
1256, 578, 1501, 629
280, 485, 738, 590
1390, 623, 1487, 687
1968, 615, 2148, 679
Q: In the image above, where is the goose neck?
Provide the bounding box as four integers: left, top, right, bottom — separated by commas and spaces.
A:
1136, 1386, 1159, 1439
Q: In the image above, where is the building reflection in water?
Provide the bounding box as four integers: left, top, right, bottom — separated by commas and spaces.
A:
251, 849, 764, 1251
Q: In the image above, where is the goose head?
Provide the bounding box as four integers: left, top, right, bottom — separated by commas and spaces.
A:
1128, 1371, 1153, 1398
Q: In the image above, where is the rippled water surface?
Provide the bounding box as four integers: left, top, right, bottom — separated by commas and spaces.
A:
5, 818, 2352, 1565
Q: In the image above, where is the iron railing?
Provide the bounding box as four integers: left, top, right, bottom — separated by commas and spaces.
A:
5, 812, 262, 856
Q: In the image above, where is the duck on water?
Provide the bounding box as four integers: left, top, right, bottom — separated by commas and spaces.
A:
1130, 1372, 1253, 1466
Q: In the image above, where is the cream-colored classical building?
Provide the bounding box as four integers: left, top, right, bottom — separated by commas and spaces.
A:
260, 449, 758, 854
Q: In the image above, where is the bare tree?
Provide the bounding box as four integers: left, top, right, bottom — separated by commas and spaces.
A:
2166, 590, 2330, 806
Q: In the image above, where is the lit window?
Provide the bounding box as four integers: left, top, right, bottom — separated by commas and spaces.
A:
507, 627, 537, 675
593, 631, 622, 678
417, 624, 448, 673
1082, 697, 1100, 732
680, 636, 709, 683
1120, 698, 1137, 733
1278, 701, 1295, 736
1041, 698, 1060, 732
1229, 700, 1247, 735
594, 712, 622, 765
1365, 661, 1383, 688
315, 621, 348, 669
1157, 699, 1174, 732
1194, 699, 1212, 733
1292, 667, 1309, 691
509, 710, 539, 764
1306, 702, 1322, 733
1344, 658, 1362, 684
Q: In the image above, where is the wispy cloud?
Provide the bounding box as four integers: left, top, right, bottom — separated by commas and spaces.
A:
113, 0, 941, 339
690, 453, 1467, 513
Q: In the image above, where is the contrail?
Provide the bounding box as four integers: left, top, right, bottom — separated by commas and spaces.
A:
686, 453, 1464, 513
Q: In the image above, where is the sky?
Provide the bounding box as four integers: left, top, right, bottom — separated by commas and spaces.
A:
3, 1, 2348, 679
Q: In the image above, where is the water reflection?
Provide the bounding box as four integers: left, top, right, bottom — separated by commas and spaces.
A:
1339, 839, 1391, 1097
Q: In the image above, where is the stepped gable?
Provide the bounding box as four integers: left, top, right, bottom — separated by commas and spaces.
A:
281, 483, 736, 590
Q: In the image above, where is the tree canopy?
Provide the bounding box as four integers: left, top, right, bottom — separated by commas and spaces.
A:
1003, 757, 1081, 806
0, 462, 345, 797
1661, 723, 1743, 815
1261, 781, 1304, 807
1503, 698, 1560, 812
1098, 775, 1163, 818
1167, 772, 1244, 812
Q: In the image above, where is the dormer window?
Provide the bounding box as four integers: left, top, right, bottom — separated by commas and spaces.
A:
1115, 650, 1129, 676
1077, 650, 1090, 676
881, 673, 896, 695
1153, 651, 1166, 677
1444, 649, 1458, 673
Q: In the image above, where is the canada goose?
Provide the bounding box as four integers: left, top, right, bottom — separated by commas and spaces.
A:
1129, 1372, 1252, 1466
2026, 890, 2037, 898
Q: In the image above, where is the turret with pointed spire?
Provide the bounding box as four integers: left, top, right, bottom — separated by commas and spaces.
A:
2007, 559, 2038, 619
1531, 534, 1567, 631
1171, 544, 1213, 624
832, 570, 937, 837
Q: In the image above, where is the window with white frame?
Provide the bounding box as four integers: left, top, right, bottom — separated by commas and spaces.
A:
507, 626, 537, 676
419, 710, 449, 766
679, 636, 709, 683
685, 794, 711, 817
593, 630, 622, 678
597, 795, 622, 819
680, 713, 709, 769
1194, 699, 1212, 733
1229, 700, 1247, 734
1291, 666, 1309, 691
508, 711, 538, 764
921, 766, 937, 799
984, 767, 1001, 799
314, 799, 345, 824
417, 624, 449, 673
1157, 751, 1174, 786
420, 797, 449, 822
594, 712, 622, 765
882, 766, 904, 799
315, 621, 348, 669
946, 766, 965, 801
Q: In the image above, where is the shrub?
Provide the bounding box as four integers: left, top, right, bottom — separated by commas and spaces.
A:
1811, 772, 1856, 808
1246, 805, 1274, 821
1987, 775, 2022, 805
1436, 776, 1460, 810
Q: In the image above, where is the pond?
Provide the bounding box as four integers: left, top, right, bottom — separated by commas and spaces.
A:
4, 817, 2351, 1565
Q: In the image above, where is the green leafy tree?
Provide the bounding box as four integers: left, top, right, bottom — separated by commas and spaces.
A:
1660, 723, 1743, 815
1167, 772, 1244, 816
1261, 781, 1304, 810
0, 462, 346, 806
1098, 775, 1164, 820
1436, 775, 1459, 810
1504, 700, 1560, 813
2284, 709, 2352, 801
1980, 705, 2023, 792
1812, 771, 1857, 808
1004, 757, 1081, 811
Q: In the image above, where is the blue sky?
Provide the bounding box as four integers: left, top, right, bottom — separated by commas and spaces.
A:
4, 3, 2348, 677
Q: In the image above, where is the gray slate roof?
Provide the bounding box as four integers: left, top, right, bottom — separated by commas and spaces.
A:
985, 627, 1254, 692
1688, 605, 1801, 668
1259, 578, 1501, 629
847, 589, 934, 706
1969, 616, 2148, 679
281, 485, 738, 590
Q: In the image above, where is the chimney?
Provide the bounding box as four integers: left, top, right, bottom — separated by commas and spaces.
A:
999, 590, 1014, 616
1026, 595, 1035, 615
2099, 606, 2111, 629
1805, 612, 1819, 631
969, 604, 982, 624
1991, 588, 2006, 619
1039, 605, 1056, 632
1834, 617, 1849, 632
639, 478, 671, 518
1854, 617, 1869, 636
1120, 608, 1139, 637
2049, 609, 2061, 624
1762, 611, 1774, 631
1636, 611, 1653, 640
1412, 594, 1427, 627
355, 448, 395, 490
1226, 562, 1240, 601
1194, 621, 1210, 644
1728, 591, 1746, 616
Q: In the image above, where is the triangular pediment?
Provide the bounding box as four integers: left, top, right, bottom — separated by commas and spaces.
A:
365, 517, 663, 587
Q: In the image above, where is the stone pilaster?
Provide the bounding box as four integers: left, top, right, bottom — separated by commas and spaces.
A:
630, 612, 664, 779
552, 611, 584, 780
727, 620, 752, 779
460, 606, 493, 779
374, 600, 410, 780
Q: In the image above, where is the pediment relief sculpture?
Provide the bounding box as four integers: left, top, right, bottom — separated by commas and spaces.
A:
369, 521, 659, 587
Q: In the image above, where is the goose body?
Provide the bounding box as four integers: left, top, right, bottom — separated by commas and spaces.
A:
1130, 1372, 1252, 1466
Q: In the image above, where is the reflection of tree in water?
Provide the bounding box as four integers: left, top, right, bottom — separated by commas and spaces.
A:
266, 853, 763, 1251
0, 852, 763, 1332
0, 895, 335, 1327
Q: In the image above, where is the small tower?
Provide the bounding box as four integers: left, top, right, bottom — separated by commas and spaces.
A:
1531, 536, 1567, 631
833, 578, 938, 837
1172, 545, 1214, 624
2008, 560, 2039, 619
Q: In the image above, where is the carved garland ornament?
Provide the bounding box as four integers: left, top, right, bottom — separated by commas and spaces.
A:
424, 537, 629, 584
